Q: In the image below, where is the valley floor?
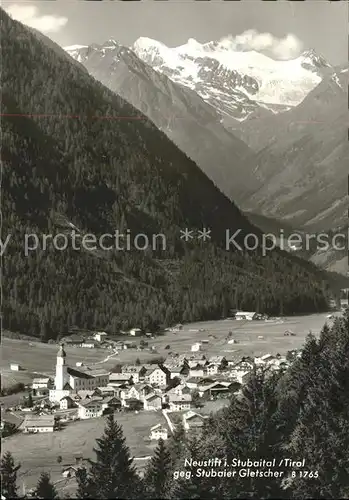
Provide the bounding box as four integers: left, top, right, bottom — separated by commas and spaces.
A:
2, 311, 341, 392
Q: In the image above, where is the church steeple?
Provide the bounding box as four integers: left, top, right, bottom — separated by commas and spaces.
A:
57, 344, 66, 360
55, 344, 67, 390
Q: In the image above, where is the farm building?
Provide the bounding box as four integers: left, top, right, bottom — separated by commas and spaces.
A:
21, 415, 55, 433
32, 377, 53, 390
235, 311, 258, 321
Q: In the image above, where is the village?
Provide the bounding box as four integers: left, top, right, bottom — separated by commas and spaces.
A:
2, 327, 297, 440
3, 305, 345, 442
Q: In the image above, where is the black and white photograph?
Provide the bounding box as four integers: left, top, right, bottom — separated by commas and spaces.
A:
1, 0, 349, 498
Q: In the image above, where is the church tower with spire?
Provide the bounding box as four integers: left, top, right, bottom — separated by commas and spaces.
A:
55, 344, 67, 390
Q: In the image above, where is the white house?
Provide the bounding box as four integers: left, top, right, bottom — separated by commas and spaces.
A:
149, 424, 168, 441
120, 385, 142, 403
206, 364, 218, 376
143, 393, 162, 411
191, 343, 202, 352
59, 395, 76, 410
232, 370, 251, 384
254, 354, 275, 365
168, 394, 192, 411
10, 363, 20, 371
235, 311, 257, 321
145, 366, 168, 387
129, 328, 142, 337
94, 332, 108, 342
22, 415, 55, 433
77, 398, 104, 419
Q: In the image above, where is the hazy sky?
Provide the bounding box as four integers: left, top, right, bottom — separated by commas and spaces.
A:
3, 0, 348, 65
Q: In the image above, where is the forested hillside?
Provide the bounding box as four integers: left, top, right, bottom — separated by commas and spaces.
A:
1, 9, 331, 340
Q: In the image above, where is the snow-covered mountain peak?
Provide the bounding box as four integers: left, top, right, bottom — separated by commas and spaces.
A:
101, 38, 120, 48
299, 49, 331, 71
131, 36, 323, 112
133, 37, 168, 54
64, 44, 88, 52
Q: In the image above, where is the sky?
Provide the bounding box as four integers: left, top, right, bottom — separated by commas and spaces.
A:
2, 0, 348, 65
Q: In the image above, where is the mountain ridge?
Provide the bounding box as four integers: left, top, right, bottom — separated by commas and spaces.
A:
131, 36, 332, 122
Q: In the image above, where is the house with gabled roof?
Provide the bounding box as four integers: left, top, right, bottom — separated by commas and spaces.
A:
144, 366, 168, 387
166, 384, 191, 397
121, 365, 147, 383
149, 423, 168, 441
182, 411, 208, 434
59, 395, 76, 410
108, 373, 133, 387
188, 364, 207, 378
165, 364, 189, 380
143, 393, 162, 411
77, 398, 104, 419
168, 393, 192, 411
21, 414, 55, 433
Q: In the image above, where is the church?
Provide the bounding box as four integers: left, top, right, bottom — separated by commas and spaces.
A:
49, 344, 109, 403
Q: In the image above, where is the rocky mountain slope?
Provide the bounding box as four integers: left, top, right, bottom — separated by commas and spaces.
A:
1, 9, 336, 338
235, 69, 349, 232
65, 40, 259, 198
246, 214, 348, 278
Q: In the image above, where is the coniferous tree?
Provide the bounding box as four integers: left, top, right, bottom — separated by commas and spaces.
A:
77, 415, 141, 499
0, 452, 20, 499
27, 392, 33, 408
174, 436, 220, 500
288, 311, 349, 499
144, 438, 173, 498
34, 472, 58, 499
75, 468, 90, 499
167, 422, 187, 467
